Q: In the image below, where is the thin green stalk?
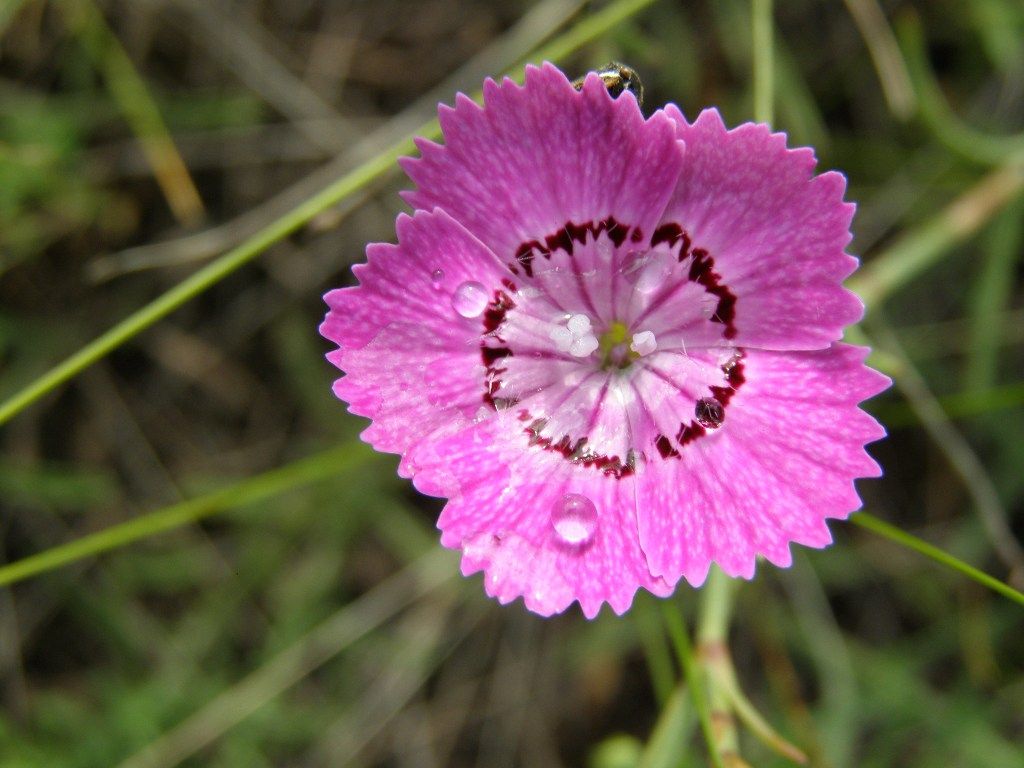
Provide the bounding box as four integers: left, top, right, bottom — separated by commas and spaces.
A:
0, 137, 417, 428
662, 602, 726, 768
752, 0, 774, 124
695, 569, 741, 759
849, 162, 1024, 308
864, 318, 1024, 577
638, 683, 696, 768
67, 0, 204, 224
0, 0, 658, 429
965, 198, 1023, 392
898, 12, 1024, 165
850, 511, 1024, 607
636, 597, 677, 707
117, 549, 454, 768
0, 443, 374, 588
697, 567, 735, 645
873, 380, 1024, 428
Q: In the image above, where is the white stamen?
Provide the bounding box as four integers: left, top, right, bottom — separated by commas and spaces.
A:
569, 334, 600, 357
551, 313, 599, 358
630, 330, 657, 356
549, 325, 574, 352
566, 313, 592, 335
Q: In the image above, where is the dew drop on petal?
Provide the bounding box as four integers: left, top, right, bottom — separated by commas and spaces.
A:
695, 397, 725, 428
451, 281, 488, 318
620, 251, 647, 284
635, 256, 671, 294
430, 268, 444, 289
551, 493, 598, 545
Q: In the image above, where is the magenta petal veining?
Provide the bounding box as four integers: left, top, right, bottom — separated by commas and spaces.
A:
320, 62, 889, 618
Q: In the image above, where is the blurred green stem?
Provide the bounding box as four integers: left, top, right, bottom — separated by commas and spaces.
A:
0, 443, 374, 588
696, 570, 743, 762
118, 549, 454, 768
849, 162, 1024, 307
0, 0, 658, 428
898, 11, 1024, 165
850, 512, 1024, 607
842, 0, 914, 119
697, 567, 735, 644
751, 0, 773, 124
965, 198, 1023, 392
663, 602, 726, 768
638, 683, 696, 768
693, 570, 809, 764
636, 597, 677, 706
65, 0, 204, 224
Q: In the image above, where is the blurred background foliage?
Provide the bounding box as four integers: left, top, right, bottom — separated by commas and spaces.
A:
0, 0, 1022, 766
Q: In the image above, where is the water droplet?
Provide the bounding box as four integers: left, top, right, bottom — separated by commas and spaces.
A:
622, 251, 670, 293
695, 397, 725, 428
551, 493, 598, 545
451, 281, 488, 318
630, 330, 657, 356
430, 268, 444, 289
637, 258, 671, 293
620, 251, 647, 283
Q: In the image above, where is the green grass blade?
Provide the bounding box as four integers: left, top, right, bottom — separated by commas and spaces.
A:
66, 0, 204, 223
965, 198, 1023, 392
898, 12, 1024, 165
752, 0, 773, 124
0, 0, 658, 429
638, 683, 695, 768
0, 443, 374, 587
117, 549, 455, 768
849, 162, 1024, 307
662, 602, 726, 768
850, 512, 1024, 607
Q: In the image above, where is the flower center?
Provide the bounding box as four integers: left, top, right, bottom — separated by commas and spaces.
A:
476, 218, 745, 477
596, 321, 658, 369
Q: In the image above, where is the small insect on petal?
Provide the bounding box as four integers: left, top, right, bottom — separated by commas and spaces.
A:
572, 61, 644, 107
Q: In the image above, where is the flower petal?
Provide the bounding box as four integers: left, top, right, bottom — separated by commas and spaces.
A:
417, 416, 674, 618
320, 208, 506, 352
635, 344, 889, 584
333, 325, 482, 476
321, 209, 508, 467
401, 62, 686, 261
658, 107, 864, 350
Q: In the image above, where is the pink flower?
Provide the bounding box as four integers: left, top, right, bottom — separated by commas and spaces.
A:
320, 63, 889, 618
